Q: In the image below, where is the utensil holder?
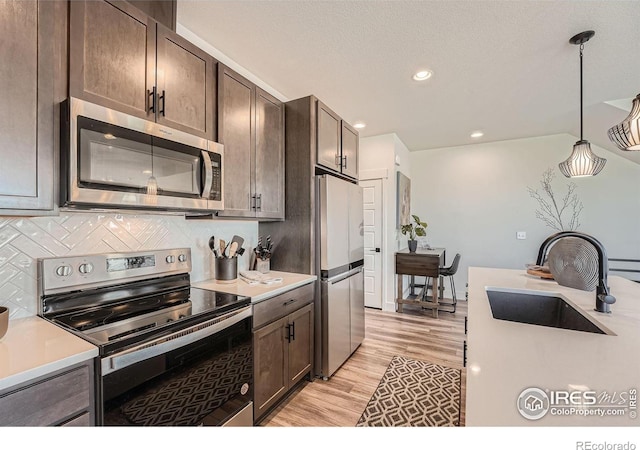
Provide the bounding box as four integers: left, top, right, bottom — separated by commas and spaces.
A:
215, 257, 238, 283
0, 306, 8, 341
256, 258, 270, 274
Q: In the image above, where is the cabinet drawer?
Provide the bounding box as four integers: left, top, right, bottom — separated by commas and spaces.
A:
0, 365, 91, 426
60, 411, 91, 427
253, 282, 315, 329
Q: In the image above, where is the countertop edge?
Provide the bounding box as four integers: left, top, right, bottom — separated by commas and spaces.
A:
250, 277, 317, 303
0, 347, 98, 392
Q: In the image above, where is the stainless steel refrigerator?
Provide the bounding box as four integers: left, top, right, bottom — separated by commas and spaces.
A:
316, 174, 365, 379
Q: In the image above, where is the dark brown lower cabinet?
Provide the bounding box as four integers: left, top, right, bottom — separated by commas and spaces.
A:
253, 299, 313, 423
0, 361, 95, 426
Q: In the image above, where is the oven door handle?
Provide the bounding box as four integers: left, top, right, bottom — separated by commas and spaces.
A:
101, 305, 252, 375
201, 150, 213, 199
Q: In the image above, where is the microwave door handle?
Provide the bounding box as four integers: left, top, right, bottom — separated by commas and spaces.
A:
201, 150, 213, 198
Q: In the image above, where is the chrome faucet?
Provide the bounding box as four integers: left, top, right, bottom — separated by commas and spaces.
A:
536, 231, 616, 314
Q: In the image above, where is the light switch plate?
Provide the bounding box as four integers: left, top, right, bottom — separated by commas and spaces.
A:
516, 231, 527, 240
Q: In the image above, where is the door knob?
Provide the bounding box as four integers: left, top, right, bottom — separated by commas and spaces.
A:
375, 248, 381, 253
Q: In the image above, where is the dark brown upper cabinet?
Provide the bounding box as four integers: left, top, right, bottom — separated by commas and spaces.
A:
69, 0, 215, 140
316, 100, 342, 173
217, 65, 284, 220
127, 0, 176, 31
316, 100, 359, 181
341, 121, 359, 180
0, 0, 64, 214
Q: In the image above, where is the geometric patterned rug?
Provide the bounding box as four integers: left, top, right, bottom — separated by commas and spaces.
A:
356, 355, 461, 427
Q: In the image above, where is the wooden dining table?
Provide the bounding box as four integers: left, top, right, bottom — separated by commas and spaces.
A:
395, 248, 446, 318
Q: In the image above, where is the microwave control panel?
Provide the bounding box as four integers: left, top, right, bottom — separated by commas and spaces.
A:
210, 152, 222, 201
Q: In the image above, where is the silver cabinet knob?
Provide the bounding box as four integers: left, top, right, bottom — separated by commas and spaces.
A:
166, 255, 175, 263
55, 265, 72, 277
178, 254, 187, 262
78, 263, 94, 274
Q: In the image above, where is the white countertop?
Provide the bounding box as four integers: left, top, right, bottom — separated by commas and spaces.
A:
192, 270, 317, 303
0, 316, 98, 392
466, 267, 640, 426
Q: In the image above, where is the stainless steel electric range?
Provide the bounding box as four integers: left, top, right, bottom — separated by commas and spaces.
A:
38, 248, 253, 427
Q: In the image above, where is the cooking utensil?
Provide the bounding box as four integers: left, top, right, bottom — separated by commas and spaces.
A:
228, 242, 239, 258
208, 236, 218, 258
219, 239, 226, 258
231, 235, 244, 250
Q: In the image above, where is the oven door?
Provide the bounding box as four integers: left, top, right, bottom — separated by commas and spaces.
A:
98, 306, 253, 426
62, 97, 223, 212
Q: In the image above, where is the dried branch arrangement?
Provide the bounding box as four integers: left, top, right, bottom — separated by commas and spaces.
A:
527, 168, 583, 232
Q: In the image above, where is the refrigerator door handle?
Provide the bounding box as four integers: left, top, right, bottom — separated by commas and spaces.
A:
327, 267, 362, 285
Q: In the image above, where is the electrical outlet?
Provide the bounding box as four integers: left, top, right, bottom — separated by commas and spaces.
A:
516, 231, 527, 240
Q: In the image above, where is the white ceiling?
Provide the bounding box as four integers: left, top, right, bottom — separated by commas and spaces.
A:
176, 0, 640, 163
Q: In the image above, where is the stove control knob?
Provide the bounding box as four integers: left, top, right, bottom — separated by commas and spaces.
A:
178, 254, 187, 262
79, 263, 94, 274
55, 265, 72, 277
166, 255, 175, 264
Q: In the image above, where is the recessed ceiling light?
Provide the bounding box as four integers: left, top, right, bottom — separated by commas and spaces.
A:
470, 131, 484, 138
413, 70, 433, 81
104, 133, 117, 140
353, 122, 366, 129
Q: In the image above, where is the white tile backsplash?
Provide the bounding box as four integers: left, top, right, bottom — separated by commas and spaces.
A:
0, 212, 258, 319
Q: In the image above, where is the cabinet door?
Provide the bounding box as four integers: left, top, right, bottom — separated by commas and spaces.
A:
341, 121, 359, 180
287, 303, 314, 387
253, 316, 288, 421
128, 0, 176, 31
0, 364, 92, 426
0, 0, 55, 212
69, 0, 156, 120
255, 88, 285, 220
316, 100, 341, 172
156, 23, 215, 139
217, 65, 255, 217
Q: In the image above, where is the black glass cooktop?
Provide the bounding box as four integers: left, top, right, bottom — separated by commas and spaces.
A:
42, 274, 250, 355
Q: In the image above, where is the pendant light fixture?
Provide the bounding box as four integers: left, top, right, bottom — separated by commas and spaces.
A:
558, 30, 607, 178
607, 93, 640, 151
146, 149, 158, 195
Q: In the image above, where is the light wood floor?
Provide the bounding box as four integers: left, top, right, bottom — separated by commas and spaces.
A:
260, 299, 468, 427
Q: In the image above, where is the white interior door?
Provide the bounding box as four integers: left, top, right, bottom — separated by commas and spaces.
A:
360, 179, 383, 309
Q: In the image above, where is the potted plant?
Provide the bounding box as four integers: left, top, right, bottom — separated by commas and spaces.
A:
401, 214, 428, 253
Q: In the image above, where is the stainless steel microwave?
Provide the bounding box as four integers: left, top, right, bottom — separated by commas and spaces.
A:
60, 97, 223, 212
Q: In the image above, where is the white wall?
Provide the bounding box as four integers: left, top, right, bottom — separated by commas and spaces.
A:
409, 133, 640, 300
360, 133, 412, 311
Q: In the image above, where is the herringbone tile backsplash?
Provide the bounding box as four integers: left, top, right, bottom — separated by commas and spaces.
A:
0, 213, 257, 319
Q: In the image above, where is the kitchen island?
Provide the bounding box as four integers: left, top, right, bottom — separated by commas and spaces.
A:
466, 267, 640, 426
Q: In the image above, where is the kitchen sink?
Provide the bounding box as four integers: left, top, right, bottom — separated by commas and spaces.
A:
485, 287, 611, 335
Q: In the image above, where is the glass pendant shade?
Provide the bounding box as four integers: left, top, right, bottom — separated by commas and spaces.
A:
146, 176, 158, 195
607, 94, 640, 151
558, 140, 607, 178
